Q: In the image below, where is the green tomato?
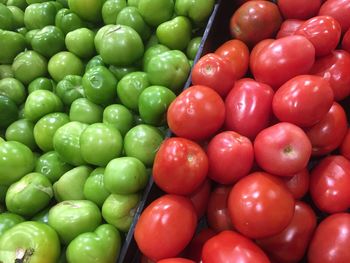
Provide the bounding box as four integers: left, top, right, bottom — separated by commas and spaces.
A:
55, 8, 83, 34
5, 119, 36, 150
33, 112, 70, 152
124, 124, 163, 166
7, 5, 24, 28
142, 44, 169, 71
108, 64, 139, 80
48, 51, 84, 82
187, 36, 202, 60
31, 25, 65, 58
0, 77, 26, 105
69, 98, 103, 124
65, 28, 95, 59
12, 50, 47, 85
138, 85, 176, 126
175, 0, 215, 25
55, 75, 84, 106
68, 0, 103, 23
127, 0, 139, 7
23, 2, 56, 30
102, 193, 140, 232
31, 207, 49, 224
102, 0, 126, 25
53, 166, 92, 201
16, 26, 27, 35
85, 55, 105, 72
83, 167, 110, 207
6, 0, 27, 10
5, 172, 53, 217
138, 0, 174, 27
0, 185, 8, 203
24, 28, 39, 45
0, 29, 26, 64
0, 212, 25, 236
116, 71, 149, 111
48, 200, 102, 245
56, 0, 68, 8
53, 121, 88, 166
0, 3, 14, 30
0, 221, 60, 263
80, 123, 123, 167
145, 33, 159, 49
28, 77, 55, 93
95, 24, 144, 67
103, 104, 134, 136
24, 90, 63, 122
0, 95, 17, 128
0, 64, 14, 79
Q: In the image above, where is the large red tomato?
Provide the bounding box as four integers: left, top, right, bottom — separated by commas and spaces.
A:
276, 19, 304, 38
340, 128, 350, 160
167, 85, 225, 141
308, 213, 350, 263
188, 179, 211, 218
228, 172, 295, 239
225, 78, 274, 140
272, 75, 334, 127
281, 168, 310, 200
342, 28, 350, 52
254, 122, 312, 176
183, 228, 216, 262
277, 0, 321, 19
250, 39, 274, 63
257, 201, 317, 263
319, 0, 350, 33
134, 195, 197, 261
202, 230, 270, 263
250, 35, 315, 90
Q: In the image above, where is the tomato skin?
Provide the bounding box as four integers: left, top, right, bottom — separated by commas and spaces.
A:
202, 230, 270, 263
319, 0, 350, 33
167, 85, 225, 141
207, 131, 254, 184
281, 168, 310, 199
308, 213, 350, 263
305, 102, 347, 156
157, 259, 195, 263
342, 28, 350, 53
250, 35, 315, 90
188, 179, 211, 218
340, 128, 350, 160
257, 201, 317, 263
277, 0, 321, 19
134, 195, 197, 261
228, 172, 295, 239
183, 228, 216, 262
272, 75, 334, 127
276, 19, 304, 38
225, 78, 274, 140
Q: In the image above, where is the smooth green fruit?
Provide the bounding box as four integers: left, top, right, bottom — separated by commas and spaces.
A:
102, 0, 126, 25
68, 0, 103, 23
69, 98, 103, 124
5, 119, 36, 150
23, 2, 56, 30
83, 167, 110, 207
187, 36, 202, 60
0, 95, 17, 128
0, 64, 14, 79
175, 0, 215, 24
65, 28, 95, 59
142, 44, 169, 70
0, 77, 25, 105
0, 30, 25, 64
28, 77, 55, 93
0, 212, 25, 236
103, 104, 134, 136
0, 3, 14, 30
31, 25, 65, 58
138, 0, 174, 26
55, 75, 84, 106
7, 5, 24, 28
55, 8, 83, 34
85, 55, 105, 72
48, 51, 84, 82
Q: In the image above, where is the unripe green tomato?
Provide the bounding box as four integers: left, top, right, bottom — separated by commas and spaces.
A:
102, 0, 126, 25
108, 64, 139, 80
31, 25, 65, 58
0, 77, 26, 105
65, 28, 95, 59
0, 64, 14, 79
187, 36, 202, 60
175, 0, 215, 25
85, 55, 105, 72
103, 104, 134, 136
142, 44, 169, 70
28, 77, 55, 93
83, 167, 110, 207
5, 119, 36, 150
0, 3, 14, 30
138, 0, 174, 27
69, 98, 103, 124
23, 2, 56, 30
55, 75, 84, 106
7, 5, 24, 29
31, 207, 50, 224
55, 8, 83, 34
0, 29, 26, 64
48, 51, 84, 82
68, 0, 104, 23
6, 0, 27, 10
0, 95, 18, 128
0, 212, 25, 236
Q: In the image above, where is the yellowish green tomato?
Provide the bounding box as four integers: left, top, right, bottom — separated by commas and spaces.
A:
0, 212, 25, 236
103, 104, 134, 136
83, 167, 110, 207
69, 98, 103, 124
68, 0, 104, 23
102, 0, 126, 25
48, 51, 84, 82
65, 28, 96, 59
138, 0, 174, 27
5, 119, 36, 150
23, 2, 57, 30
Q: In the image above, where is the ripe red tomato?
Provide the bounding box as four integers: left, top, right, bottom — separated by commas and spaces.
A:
225, 78, 274, 140
250, 39, 274, 63
342, 28, 350, 53
311, 50, 350, 101
257, 201, 317, 263
340, 128, 350, 160
319, 0, 350, 33
157, 259, 195, 263
310, 155, 350, 213
305, 102, 347, 156
183, 228, 216, 262
272, 75, 334, 127
250, 35, 315, 90
134, 195, 197, 261
230, 1, 282, 47
277, 0, 321, 19
191, 53, 236, 98
295, 16, 341, 57
202, 230, 270, 263
281, 168, 310, 199
228, 172, 295, 239
215, 39, 249, 80
207, 131, 254, 184
188, 179, 211, 218
308, 213, 350, 263
167, 85, 225, 141
254, 122, 312, 176
276, 19, 304, 38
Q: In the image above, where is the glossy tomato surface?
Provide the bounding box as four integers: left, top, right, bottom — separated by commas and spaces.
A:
276, 19, 304, 38
281, 168, 310, 200
342, 28, 350, 52
319, 0, 350, 33
278, 0, 320, 19
183, 228, 216, 262
340, 128, 350, 160
188, 179, 211, 218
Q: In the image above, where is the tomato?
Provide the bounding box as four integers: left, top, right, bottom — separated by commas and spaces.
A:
257, 201, 317, 263
202, 230, 270, 263
191, 53, 236, 97
281, 168, 310, 200
188, 179, 211, 218
167, 85, 225, 141
228, 172, 295, 239
277, 0, 321, 19
272, 75, 334, 127
207, 131, 254, 184
250, 35, 315, 90
214, 39, 249, 80
254, 122, 312, 176
225, 78, 274, 140
319, 0, 350, 33
305, 102, 347, 156
183, 228, 216, 262
157, 259, 195, 263
230, 1, 282, 47
276, 19, 304, 38
340, 128, 350, 160
342, 28, 350, 52
296, 16, 341, 57
134, 195, 197, 261
310, 50, 350, 101
308, 213, 350, 263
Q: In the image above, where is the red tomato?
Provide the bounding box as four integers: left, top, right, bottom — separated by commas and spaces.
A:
272, 75, 334, 127
228, 172, 295, 239
230, 1, 282, 47
308, 213, 350, 263
295, 16, 341, 57
340, 128, 350, 160
257, 201, 317, 263
225, 78, 274, 140
254, 122, 312, 176
250, 35, 315, 90
342, 28, 350, 52
305, 102, 347, 156
183, 228, 216, 262
157, 259, 195, 263
167, 85, 225, 141
134, 195, 197, 261
202, 230, 270, 263
153, 137, 208, 195
276, 19, 304, 38
207, 131, 254, 184
206, 185, 234, 233
188, 179, 211, 218
191, 53, 237, 98
281, 168, 310, 199
215, 39, 249, 80
141, 255, 156, 263
310, 155, 350, 213
277, 0, 321, 19
319, 0, 350, 33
